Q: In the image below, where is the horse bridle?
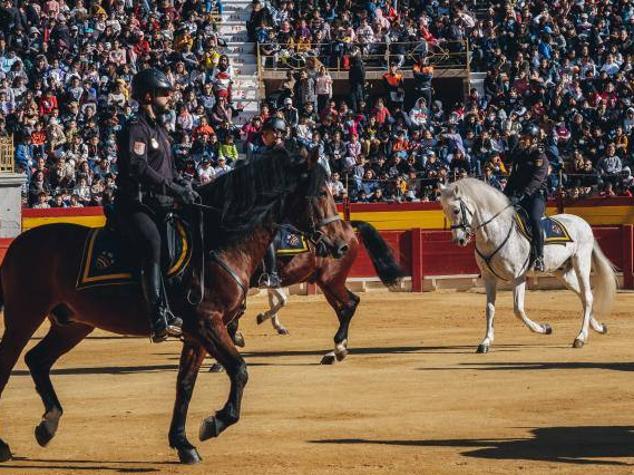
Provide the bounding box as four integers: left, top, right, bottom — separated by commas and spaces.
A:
450, 197, 519, 282
450, 197, 514, 237
450, 198, 475, 235
304, 196, 342, 255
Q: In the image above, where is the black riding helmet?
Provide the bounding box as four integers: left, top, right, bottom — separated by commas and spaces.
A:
262, 117, 287, 133
131, 68, 173, 101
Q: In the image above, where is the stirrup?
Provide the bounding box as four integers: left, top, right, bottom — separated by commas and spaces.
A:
164, 309, 183, 338
150, 308, 182, 343
534, 256, 545, 272
258, 273, 281, 289
258, 273, 272, 289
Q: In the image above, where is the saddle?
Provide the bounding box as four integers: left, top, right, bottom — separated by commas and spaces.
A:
250, 226, 310, 288
274, 225, 310, 256
514, 208, 573, 246
76, 212, 192, 290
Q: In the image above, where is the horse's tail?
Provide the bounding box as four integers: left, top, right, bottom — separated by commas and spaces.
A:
591, 239, 617, 318
350, 220, 405, 289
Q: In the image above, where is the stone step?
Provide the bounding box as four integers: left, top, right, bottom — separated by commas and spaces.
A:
223, 43, 256, 56
222, 2, 253, 13
222, 31, 250, 42
222, 6, 251, 15
227, 53, 257, 65
217, 20, 247, 30
232, 78, 259, 89
221, 9, 251, 21
232, 63, 257, 75
222, 0, 253, 5
231, 88, 258, 100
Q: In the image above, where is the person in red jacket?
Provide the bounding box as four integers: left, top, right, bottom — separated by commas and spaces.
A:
39, 89, 58, 117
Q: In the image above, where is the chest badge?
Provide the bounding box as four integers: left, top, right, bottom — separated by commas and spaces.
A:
150, 138, 159, 150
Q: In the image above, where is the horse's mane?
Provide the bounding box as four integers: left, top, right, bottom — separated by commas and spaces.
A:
444, 178, 510, 212
197, 149, 328, 249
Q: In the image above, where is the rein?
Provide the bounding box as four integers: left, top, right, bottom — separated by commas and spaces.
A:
452, 197, 517, 282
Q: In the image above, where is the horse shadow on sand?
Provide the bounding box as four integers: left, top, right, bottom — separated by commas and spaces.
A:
312, 426, 634, 466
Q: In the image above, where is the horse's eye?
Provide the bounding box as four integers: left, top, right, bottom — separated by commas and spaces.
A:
320, 191, 327, 197
453, 209, 460, 215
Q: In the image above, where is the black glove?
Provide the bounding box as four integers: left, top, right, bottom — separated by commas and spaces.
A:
168, 181, 200, 205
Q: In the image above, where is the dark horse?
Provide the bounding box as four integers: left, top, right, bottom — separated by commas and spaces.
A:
222, 220, 404, 366
0, 151, 347, 464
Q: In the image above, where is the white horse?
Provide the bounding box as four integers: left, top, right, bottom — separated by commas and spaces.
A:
255, 288, 290, 335
440, 178, 617, 353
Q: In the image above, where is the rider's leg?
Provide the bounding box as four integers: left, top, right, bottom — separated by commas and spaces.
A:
259, 242, 281, 288
527, 194, 546, 271
130, 211, 183, 342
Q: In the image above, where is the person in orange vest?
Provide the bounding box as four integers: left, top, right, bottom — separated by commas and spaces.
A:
413, 57, 434, 113
382, 62, 405, 109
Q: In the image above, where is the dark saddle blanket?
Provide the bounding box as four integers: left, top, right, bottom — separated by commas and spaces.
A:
76, 215, 192, 290
514, 210, 573, 245
274, 225, 309, 256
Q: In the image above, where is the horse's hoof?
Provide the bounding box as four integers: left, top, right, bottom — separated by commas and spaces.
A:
199, 416, 224, 441
601, 324, 608, 335
476, 344, 489, 354
277, 327, 289, 335
233, 332, 245, 348
209, 363, 224, 373
543, 324, 553, 335
335, 348, 348, 362
256, 313, 267, 325
0, 439, 11, 462
34, 421, 55, 447
177, 446, 202, 465
572, 339, 585, 349
320, 353, 336, 365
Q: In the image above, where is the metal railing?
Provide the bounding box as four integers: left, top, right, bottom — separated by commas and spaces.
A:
256, 40, 469, 74
0, 134, 14, 173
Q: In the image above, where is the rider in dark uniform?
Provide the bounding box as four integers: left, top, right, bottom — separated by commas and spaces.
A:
251, 117, 289, 288
115, 68, 200, 343
504, 124, 550, 272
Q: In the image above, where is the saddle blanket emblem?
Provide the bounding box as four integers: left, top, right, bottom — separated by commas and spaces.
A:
514, 213, 573, 245
76, 223, 191, 290
275, 226, 309, 256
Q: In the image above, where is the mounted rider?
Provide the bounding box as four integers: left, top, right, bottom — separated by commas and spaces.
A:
504, 123, 550, 272
115, 68, 200, 343
251, 117, 289, 288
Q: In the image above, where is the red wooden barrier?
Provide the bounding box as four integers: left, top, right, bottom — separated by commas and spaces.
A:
0, 239, 11, 264
410, 228, 423, 292
622, 225, 633, 289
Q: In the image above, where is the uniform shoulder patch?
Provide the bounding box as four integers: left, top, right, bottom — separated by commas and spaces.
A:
133, 141, 146, 155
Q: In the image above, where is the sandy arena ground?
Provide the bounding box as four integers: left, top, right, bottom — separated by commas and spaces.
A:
1, 289, 634, 474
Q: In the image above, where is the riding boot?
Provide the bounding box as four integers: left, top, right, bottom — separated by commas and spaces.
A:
141, 262, 183, 343
259, 242, 281, 289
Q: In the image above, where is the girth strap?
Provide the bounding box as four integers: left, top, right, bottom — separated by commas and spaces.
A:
475, 223, 515, 282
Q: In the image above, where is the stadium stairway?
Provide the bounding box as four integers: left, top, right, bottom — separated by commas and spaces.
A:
219, 0, 260, 125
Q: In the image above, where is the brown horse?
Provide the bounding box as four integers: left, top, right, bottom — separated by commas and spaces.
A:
221, 220, 404, 365
0, 151, 347, 465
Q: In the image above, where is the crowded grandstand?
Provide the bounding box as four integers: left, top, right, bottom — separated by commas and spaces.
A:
0, 0, 631, 207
